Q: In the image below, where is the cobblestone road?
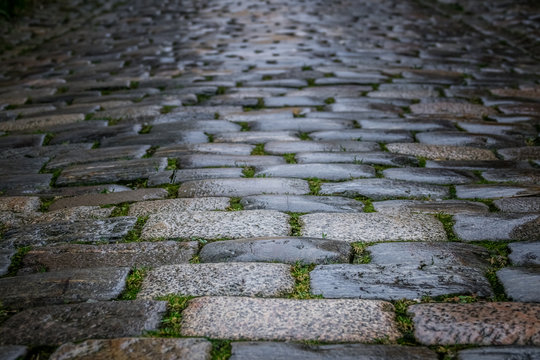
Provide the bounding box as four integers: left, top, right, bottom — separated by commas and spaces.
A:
0, 0, 539, 358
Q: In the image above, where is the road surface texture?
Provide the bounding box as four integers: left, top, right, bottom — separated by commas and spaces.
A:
0, 0, 539, 358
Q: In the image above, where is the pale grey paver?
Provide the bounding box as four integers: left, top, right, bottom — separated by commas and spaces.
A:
457, 346, 540, 360
497, 267, 540, 302
493, 197, 540, 213
0, 196, 41, 213
172, 168, 245, 183
3, 217, 137, 248
410, 102, 496, 117
255, 163, 375, 180
49, 188, 168, 210
382, 168, 476, 184
214, 131, 298, 144
180, 296, 400, 342
142, 210, 290, 240
426, 160, 528, 171
498, 146, 540, 160
313, 263, 493, 300
296, 152, 419, 167
30, 206, 114, 223
0, 346, 27, 360
453, 213, 540, 241
0, 267, 129, 309
319, 179, 449, 200
300, 213, 447, 243
373, 200, 489, 215
19, 241, 198, 273
0, 174, 52, 195
241, 195, 365, 213
310, 129, 413, 143
456, 184, 540, 199
128, 197, 230, 216
154, 143, 254, 157
45, 145, 150, 170
508, 241, 540, 266
178, 154, 285, 168
56, 158, 168, 186
409, 302, 540, 345
386, 143, 497, 161
199, 237, 351, 264
0, 157, 48, 175
0, 300, 167, 346
177, 178, 310, 197
250, 117, 352, 132
50, 338, 212, 360
138, 263, 294, 298
367, 242, 490, 270
481, 169, 540, 184
264, 140, 379, 154
230, 342, 437, 360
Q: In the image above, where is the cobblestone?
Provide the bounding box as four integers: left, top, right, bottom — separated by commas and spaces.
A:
1, 0, 539, 351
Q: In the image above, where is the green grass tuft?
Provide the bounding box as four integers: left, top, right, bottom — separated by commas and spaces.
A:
227, 197, 244, 211
151, 295, 194, 337
283, 153, 296, 164
4, 246, 31, 277
393, 299, 417, 345
289, 262, 322, 299
250, 143, 266, 155
324, 97, 335, 104
166, 158, 178, 171
110, 202, 130, 217
118, 267, 148, 300
210, 340, 232, 360
471, 240, 510, 301
287, 212, 304, 236
237, 122, 250, 131
122, 216, 148, 242
434, 212, 459, 242
351, 242, 373, 264
307, 178, 322, 195
242, 166, 255, 178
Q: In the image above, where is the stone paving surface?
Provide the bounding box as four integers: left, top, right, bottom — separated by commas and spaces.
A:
0, 0, 539, 357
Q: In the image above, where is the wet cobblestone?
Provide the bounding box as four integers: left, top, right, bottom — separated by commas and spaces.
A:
0, 0, 539, 356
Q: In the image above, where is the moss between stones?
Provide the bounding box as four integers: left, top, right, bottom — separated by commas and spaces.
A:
227, 197, 244, 211
307, 178, 322, 195
4, 246, 31, 277
351, 242, 373, 264
122, 216, 148, 243
393, 299, 417, 346
287, 212, 304, 237
210, 340, 232, 360
434, 212, 459, 242
470, 240, 510, 301
283, 153, 296, 164
148, 294, 194, 337
250, 144, 266, 155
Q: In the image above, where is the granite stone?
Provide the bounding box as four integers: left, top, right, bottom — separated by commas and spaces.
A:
180, 296, 400, 342
255, 163, 375, 180
300, 213, 447, 243
177, 154, 285, 168
0, 248, 15, 276
367, 242, 490, 270
19, 241, 198, 273
264, 140, 380, 154
498, 146, 540, 161
457, 346, 540, 360
409, 302, 540, 345
310, 129, 413, 143
214, 131, 298, 144
142, 210, 289, 240
296, 152, 419, 167
320, 179, 449, 200
0, 157, 49, 175
0, 174, 52, 195
373, 200, 489, 215
0, 300, 167, 346
31, 206, 113, 223
508, 241, 540, 266
0, 267, 129, 309
453, 213, 540, 241
49, 338, 212, 360
0, 196, 41, 213
169, 168, 243, 183
139, 263, 294, 298
311, 264, 493, 300
230, 342, 437, 360
128, 197, 230, 216
56, 158, 168, 186
382, 168, 477, 184
2, 217, 137, 248
177, 178, 310, 197
240, 195, 365, 213
45, 145, 150, 170
386, 143, 497, 161
0, 346, 27, 360
497, 267, 540, 302
154, 143, 254, 157
49, 188, 168, 210
493, 197, 540, 213
456, 185, 540, 199
200, 237, 351, 264
481, 169, 540, 185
